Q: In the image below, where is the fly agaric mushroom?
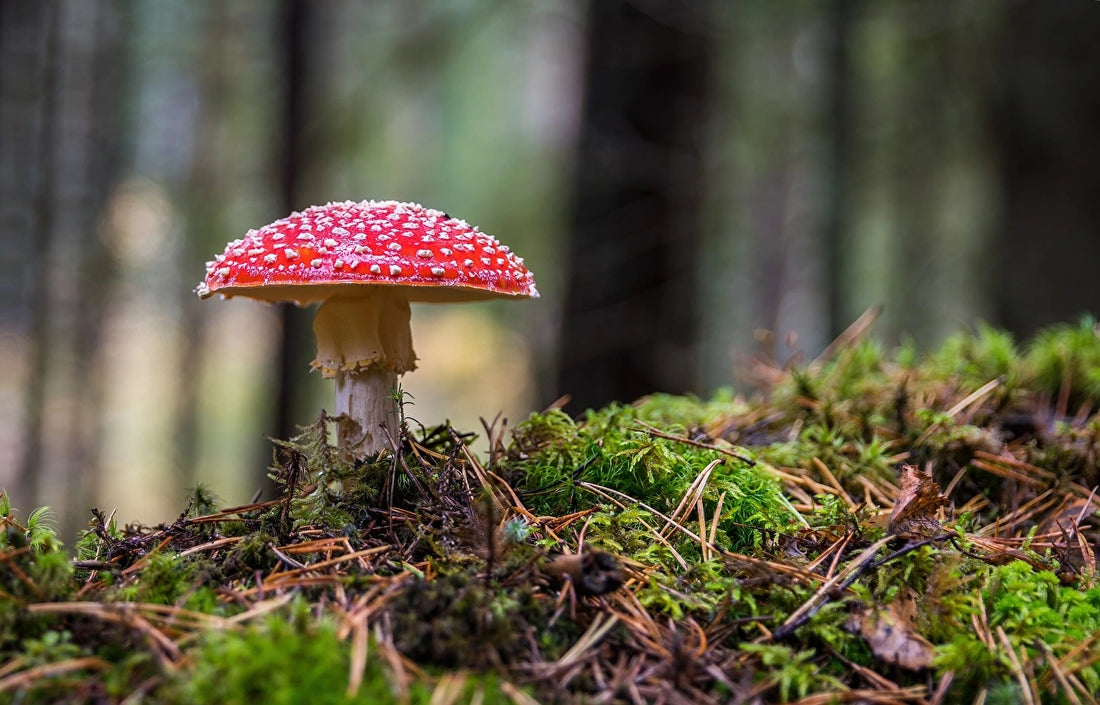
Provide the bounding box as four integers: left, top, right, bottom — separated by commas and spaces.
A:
197, 200, 538, 455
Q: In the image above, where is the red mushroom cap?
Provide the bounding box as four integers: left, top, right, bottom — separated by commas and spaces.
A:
197, 200, 538, 304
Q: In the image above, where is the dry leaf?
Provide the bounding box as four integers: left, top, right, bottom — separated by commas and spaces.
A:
848, 589, 935, 671
544, 551, 624, 596
888, 465, 948, 539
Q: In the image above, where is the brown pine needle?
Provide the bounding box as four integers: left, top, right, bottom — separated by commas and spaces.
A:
996, 626, 1037, 705
812, 457, 856, 509
0, 657, 110, 694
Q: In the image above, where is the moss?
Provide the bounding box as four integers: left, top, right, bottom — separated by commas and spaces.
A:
506, 401, 795, 554
0, 500, 73, 650
1026, 316, 1100, 406
935, 561, 1100, 698
929, 322, 1021, 389
387, 570, 567, 669
223, 531, 278, 574
165, 606, 407, 705
6, 320, 1100, 702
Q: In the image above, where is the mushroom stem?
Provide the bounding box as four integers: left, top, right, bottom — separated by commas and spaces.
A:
311, 290, 417, 456
335, 368, 399, 454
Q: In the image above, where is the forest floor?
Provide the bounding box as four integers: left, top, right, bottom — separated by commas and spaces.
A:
3, 317, 1100, 704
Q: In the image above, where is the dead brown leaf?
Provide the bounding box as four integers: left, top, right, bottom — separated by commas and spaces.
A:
848, 589, 935, 671
888, 465, 948, 539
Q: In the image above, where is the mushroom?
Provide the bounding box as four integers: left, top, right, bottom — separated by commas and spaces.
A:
197, 200, 538, 455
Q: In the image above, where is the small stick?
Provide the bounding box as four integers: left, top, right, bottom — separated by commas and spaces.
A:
771, 536, 893, 640
634, 421, 755, 465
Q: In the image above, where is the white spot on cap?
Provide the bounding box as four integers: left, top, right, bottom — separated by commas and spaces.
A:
463, 259, 474, 267
324, 238, 338, 248
334, 259, 344, 269
430, 266, 445, 276
440, 248, 452, 256
354, 245, 369, 254
272, 233, 285, 241
310, 258, 323, 268
387, 242, 401, 252
402, 222, 417, 229
331, 228, 349, 237
296, 233, 314, 241
216, 266, 230, 277
389, 264, 402, 276
416, 249, 433, 258
285, 248, 299, 259
370, 264, 382, 274
318, 247, 330, 255
481, 257, 491, 265
248, 248, 265, 256
263, 253, 278, 264
371, 224, 382, 232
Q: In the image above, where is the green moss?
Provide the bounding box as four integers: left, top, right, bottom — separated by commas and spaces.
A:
387, 570, 566, 669
931, 560, 1100, 699
1026, 316, 1100, 405
223, 531, 278, 574
0, 499, 73, 649
930, 322, 1020, 388
165, 607, 404, 705
6, 319, 1100, 703
113, 552, 199, 605
507, 402, 795, 555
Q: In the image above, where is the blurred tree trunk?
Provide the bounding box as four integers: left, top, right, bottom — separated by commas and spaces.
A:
823, 0, 854, 339
887, 7, 945, 345
177, 4, 232, 494
274, 0, 316, 452
557, 0, 713, 411
6, 0, 58, 509
6, 1, 124, 537
992, 1, 1100, 335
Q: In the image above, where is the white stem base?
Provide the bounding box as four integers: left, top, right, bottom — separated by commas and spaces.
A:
335, 367, 400, 456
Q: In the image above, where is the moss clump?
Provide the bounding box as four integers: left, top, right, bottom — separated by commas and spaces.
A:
935, 561, 1100, 699
4, 319, 1100, 703
163, 605, 403, 705
505, 403, 794, 553
0, 500, 73, 651
387, 569, 566, 669
1027, 316, 1100, 406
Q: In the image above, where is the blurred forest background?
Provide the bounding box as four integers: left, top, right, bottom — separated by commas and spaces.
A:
3, 0, 1099, 542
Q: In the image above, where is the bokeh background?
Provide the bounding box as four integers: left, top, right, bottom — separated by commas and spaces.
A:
3, 0, 1099, 542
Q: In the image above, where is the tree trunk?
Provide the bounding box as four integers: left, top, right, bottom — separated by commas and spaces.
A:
823, 0, 854, 339
273, 0, 317, 452
991, 1, 1100, 336
6, 0, 58, 510
557, 0, 713, 411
